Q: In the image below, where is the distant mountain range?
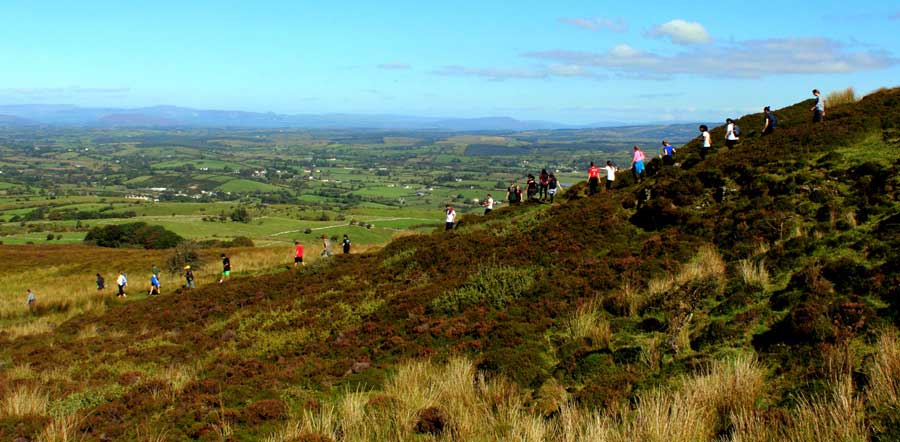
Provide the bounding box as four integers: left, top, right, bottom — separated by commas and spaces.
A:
0, 104, 640, 131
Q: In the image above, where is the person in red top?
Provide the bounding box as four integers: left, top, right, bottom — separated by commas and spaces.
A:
294, 241, 305, 267
588, 162, 601, 195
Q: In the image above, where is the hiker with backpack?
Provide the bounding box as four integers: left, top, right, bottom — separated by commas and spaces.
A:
631, 146, 646, 184
588, 162, 601, 195
661, 140, 676, 166
725, 118, 740, 148
811, 89, 825, 122
604, 161, 618, 191
763, 106, 777, 135
445, 205, 457, 231
539, 169, 550, 201
547, 174, 561, 203
698, 125, 712, 159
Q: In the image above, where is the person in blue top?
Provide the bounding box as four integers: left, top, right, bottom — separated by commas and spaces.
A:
763, 106, 777, 135
149, 273, 161, 296
661, 140, 676, 166
811, 89, 825, 122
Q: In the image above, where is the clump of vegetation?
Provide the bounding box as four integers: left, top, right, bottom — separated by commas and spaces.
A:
430, 265, 536, 313
230, 207, 252, 223
826, 86, 857, 107
83, 222, 183, 249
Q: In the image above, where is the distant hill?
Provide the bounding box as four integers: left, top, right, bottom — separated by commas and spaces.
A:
3, 88, 899, 440
0, 103, 643, 131
0, 114, 38, 126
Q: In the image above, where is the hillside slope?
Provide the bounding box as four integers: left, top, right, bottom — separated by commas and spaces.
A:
1, 88, 899, 441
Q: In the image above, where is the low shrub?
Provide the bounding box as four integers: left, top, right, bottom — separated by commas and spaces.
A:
430, 265, 536, 313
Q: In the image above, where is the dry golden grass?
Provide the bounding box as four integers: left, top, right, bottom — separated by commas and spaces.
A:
1, 384, 49, 417
562, 298, 612, 349
265, 354, 768, 442
826, 87, 858, 107
737, 259, 770, 289
867, 331, 900, 410
37, 414, 85, 442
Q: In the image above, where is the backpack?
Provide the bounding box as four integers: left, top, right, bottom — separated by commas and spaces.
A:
732, 124, 742, 137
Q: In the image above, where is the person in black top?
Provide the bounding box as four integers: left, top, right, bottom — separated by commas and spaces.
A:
526, 174, 537, 201
762, 106, 777, 135
538, 169, 549, 201
218, 254, 231, 284
96, 273, 105, 292
342, 234, 351, 254
547, 174, 560, 204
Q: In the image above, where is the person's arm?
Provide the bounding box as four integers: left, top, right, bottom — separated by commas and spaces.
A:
763, 118, 769, 131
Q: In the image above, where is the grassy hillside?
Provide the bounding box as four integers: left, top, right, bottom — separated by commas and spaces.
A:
1, 88, 899, 441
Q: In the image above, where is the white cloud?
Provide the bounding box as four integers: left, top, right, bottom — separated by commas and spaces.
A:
648, 19, 712, 45
377, 62, 411, 70
558, 17, 628, 33
525, 37, 897, 79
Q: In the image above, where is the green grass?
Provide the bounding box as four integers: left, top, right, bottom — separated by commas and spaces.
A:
216, 179, 282, 193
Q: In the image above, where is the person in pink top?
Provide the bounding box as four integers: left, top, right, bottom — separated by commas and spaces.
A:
631, 146, 646, 183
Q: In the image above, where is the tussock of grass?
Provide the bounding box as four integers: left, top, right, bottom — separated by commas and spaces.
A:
826, 87, 857, 107
1, 385, 49, 417
737, 259, 770, 289
867, 331, 900, 410
562, 298, 612, 349
36, 414, 84, 442
430, 265, 536, 313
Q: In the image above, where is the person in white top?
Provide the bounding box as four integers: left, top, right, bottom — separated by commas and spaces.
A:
725, 118, 739, 148
445, 205, 456, 231
116, 271, 128, 298
604, 161, 617, 191
698, 125, 711, 159
482, 194, 494, 215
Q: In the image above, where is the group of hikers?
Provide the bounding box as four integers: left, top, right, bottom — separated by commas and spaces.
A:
293, 234, 352, 266
443, 88, 827, 225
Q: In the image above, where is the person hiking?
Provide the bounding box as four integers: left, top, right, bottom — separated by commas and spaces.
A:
661, 140, 676, 166
218, 254, 231, 283
342, 234, 351, 254
725, 118, 739, 149
547, 174, 560, 203
151, 264, 160, 278
698, 125, 712, 159
588, 162, 601, 195
482, 194, 494, 215
184, 265, 195, 289
631, 146, 646, 183
604, 161, 618, 191
96, 273, 105, 292
293, 241, 305, 267
149, 273, 161, 296
515, 185, 523, 203
526, 174, 537, 201
506, 183, 519, 205
811, 89, 825, 122
116, 271, 127, 298
539, 169, 550, 201
26, 288, 36, 311
320, 235, 333, 257
445, 205, 457, 231
763, 106, 777, 135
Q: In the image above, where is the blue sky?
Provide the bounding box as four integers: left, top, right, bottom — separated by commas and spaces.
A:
1, 0, 898, 123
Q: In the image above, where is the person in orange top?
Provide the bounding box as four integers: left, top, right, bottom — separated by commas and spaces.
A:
588, 161, 601, 195
294, 241, 305, 267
